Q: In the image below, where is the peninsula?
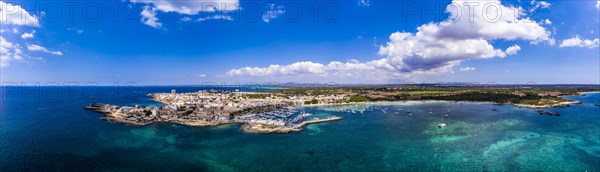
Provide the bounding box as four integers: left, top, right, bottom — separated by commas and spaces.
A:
85, 89, 344, 133
85, 84, 598, 133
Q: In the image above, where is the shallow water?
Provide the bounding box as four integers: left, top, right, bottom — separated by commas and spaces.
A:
1, 87, 599, 171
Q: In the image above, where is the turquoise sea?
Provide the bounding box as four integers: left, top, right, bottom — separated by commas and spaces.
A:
1, 86, 599, 171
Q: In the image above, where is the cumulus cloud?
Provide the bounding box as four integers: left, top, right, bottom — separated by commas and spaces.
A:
0, 1, 39, 27
262, 4, 285, 23
20, 30, 34, 39
226, 0, 551, 82
559, 36, 600, 48
131, 0, 239, 14
460, 67, 476, 71
0, 36, 23, 67
504, 45, 521, 55
596, 0, 599, 9
539, 1, 551, 8
27, 44, 63, 55
529, 0, 551, 12
196, 14, 233, 22
131, 0, 240, 28
1, 2, 63, 67
227, 61, 327, 77
140, 6, 162, 28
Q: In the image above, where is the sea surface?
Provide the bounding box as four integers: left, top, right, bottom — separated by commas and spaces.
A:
1, 86, 599, 171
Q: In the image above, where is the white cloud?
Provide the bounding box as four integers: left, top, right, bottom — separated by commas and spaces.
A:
180, 16, 192, 22
131, 0, 241, 27
0, 1, 39, 26
20, 30, 34, 39
67, 28, 84, 34
544, 19, 552, 25
596, 0, 599, 9
0, 36, 23, 67
529, 0, 551, 12
538, 1, 551, 8
196, 14, 233, 22
505, 45, 521, 55
559, 36, 600, 48
27, 44, 63, 55
131, 0, 239, 15
262, 4, 285, 23
226, 0, 552, 82
140, 6, 162, 28
437, 1, 552, 42
0, 2, 64, 67
227, 61, 327, 77
358, 0, 370, 7
196, 74, 207, 78
459, 67, 476, 71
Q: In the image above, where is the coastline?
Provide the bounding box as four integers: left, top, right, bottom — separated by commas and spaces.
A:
95, 96, 580, 132
240, 116, 342, 134
101, 112, 151, 126
300, 98, 583, 109
90, 104, 343, 134
512, 100, 582, 109
300, 100, 500, 107
577, 91, 600, 96
89, 90, 590, 134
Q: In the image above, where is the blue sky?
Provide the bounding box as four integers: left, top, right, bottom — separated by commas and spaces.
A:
0, 0, 599, 85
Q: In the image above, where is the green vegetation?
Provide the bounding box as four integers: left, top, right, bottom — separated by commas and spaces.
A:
406, 91, 450, 95
421, 91, 537, 104
348, 95, 368, 102
255, 84, 598, 106
304, 99, 318, 104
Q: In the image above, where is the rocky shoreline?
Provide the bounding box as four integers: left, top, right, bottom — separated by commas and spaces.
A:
302, 99, 583, 109
86, 90, 591, 134
513, 100, 582, 109
241, 116, 342, 134
87, 97, 579, 133
85, 103, 342, 133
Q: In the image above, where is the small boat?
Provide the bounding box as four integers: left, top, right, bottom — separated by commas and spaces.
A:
443, 114, 449, 118
439, 111, 447, 128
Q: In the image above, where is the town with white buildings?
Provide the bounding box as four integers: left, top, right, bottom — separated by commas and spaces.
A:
85, 89, 344, 133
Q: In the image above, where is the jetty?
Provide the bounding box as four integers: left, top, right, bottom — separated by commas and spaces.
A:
241, 116, 342, 134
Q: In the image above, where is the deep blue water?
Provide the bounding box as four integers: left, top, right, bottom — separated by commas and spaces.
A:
1, 87, 599, 171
